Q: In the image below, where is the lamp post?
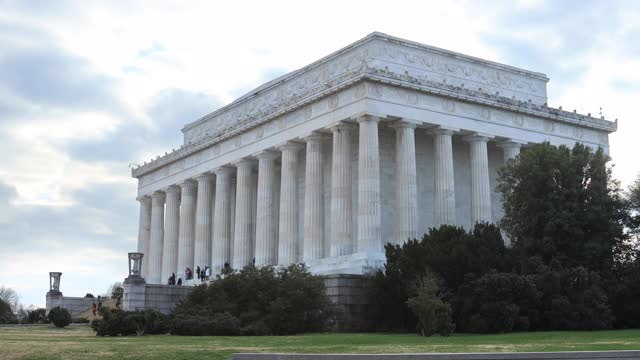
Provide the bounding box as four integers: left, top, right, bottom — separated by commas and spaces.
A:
124, 252, 146, 285
128, 252, 143, 277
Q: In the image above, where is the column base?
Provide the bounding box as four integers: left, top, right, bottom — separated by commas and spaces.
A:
308, 251, 386, 275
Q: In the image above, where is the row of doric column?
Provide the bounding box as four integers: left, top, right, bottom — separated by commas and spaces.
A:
136, 117, 523, 283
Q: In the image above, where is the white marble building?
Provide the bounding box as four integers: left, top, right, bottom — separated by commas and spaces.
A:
132, 32, 617, 284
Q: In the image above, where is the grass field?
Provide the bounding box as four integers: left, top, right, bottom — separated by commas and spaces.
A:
1, 325, 640, 360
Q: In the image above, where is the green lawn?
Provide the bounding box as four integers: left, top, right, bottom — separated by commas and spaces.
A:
1, 325, 640, 360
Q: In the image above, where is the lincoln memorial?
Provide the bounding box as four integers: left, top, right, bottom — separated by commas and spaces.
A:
131, 32, 616, 285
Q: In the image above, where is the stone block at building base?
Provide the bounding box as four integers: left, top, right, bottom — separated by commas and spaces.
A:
122, 282, 195, 314
323, 274, 372, 332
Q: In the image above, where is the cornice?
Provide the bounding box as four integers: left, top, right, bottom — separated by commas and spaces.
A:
132, 73, 616, 178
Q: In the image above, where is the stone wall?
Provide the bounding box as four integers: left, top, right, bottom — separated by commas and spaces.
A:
122, 280, 194, 314
45, 292, 97, 318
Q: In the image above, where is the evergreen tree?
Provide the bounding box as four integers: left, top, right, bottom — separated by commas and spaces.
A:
497, 142, 628, 272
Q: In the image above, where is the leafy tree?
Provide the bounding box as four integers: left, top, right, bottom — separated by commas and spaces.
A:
0, 286, 19, 313
455, 271, 538, 333
48, 307, 71, 328
406, 273, 454, 336
26, 308, 47, 324
627, 174, 640, 235
107, 282, 123, 299
370, 223, 510, 331
532, 263, 612, 330
84, 293, 95, 298
0, 298, 16, 324
497, 142, 629, 273
607, 258, 640, 328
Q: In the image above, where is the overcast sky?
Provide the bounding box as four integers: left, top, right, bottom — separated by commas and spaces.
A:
1, 0, 638, 308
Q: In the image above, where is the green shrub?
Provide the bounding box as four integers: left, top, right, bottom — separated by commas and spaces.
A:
27, 308, 47, 324
72, 317, 90, 324
92, 309, 169, 336
171, 264, 334, 335
406, 273, 454, 336
48, 307, 72, 328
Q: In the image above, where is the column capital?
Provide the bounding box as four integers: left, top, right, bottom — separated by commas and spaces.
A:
164, 185, 181, 194
194, 173, 215, 182
301, 131, 329, 142
179, 179, 197, 188
497, 139, 527, 148
253, 150, 280, 160
430, 126, 459, 136
231, 158, 257, 168
136, 195, 151, 204
355, 114, 381, 124
213, 166, 235, 176
276, 141, 304, 152
150, 191, 165, 201
328, 121, 356, 133
388, 119, 417, 129
463, 132, 494, 143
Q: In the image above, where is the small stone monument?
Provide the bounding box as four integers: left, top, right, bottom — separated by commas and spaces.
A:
123, 252, 146, 311
45, 272, 63, 314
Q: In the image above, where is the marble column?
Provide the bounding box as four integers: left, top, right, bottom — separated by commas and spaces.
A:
161, 186, 180, 283
278, 142, 303, 266
303, 132, 326, 263
357, 115, 382, 254
148, 191, 165, 284
212, 167, 233, 274
177, 180, 197, 280
499, 140, 524, 163
330, 122, 353, 257
233, 159, 255, 269
392, 121, 418, 242
254, 151, 279, 266
432, 127, 457, 226
136, 196, 151, 279
194, 174, 214, 270
465, 134, 492, 224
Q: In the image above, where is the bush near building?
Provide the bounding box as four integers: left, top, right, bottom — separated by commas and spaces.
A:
92, 309, 169, 336
171, 264, 334, 336
48, 307, 72, 328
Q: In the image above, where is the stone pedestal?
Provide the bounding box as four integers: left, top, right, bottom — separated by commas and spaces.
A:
122, 275, 147, 311
45, 290, 63, 314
